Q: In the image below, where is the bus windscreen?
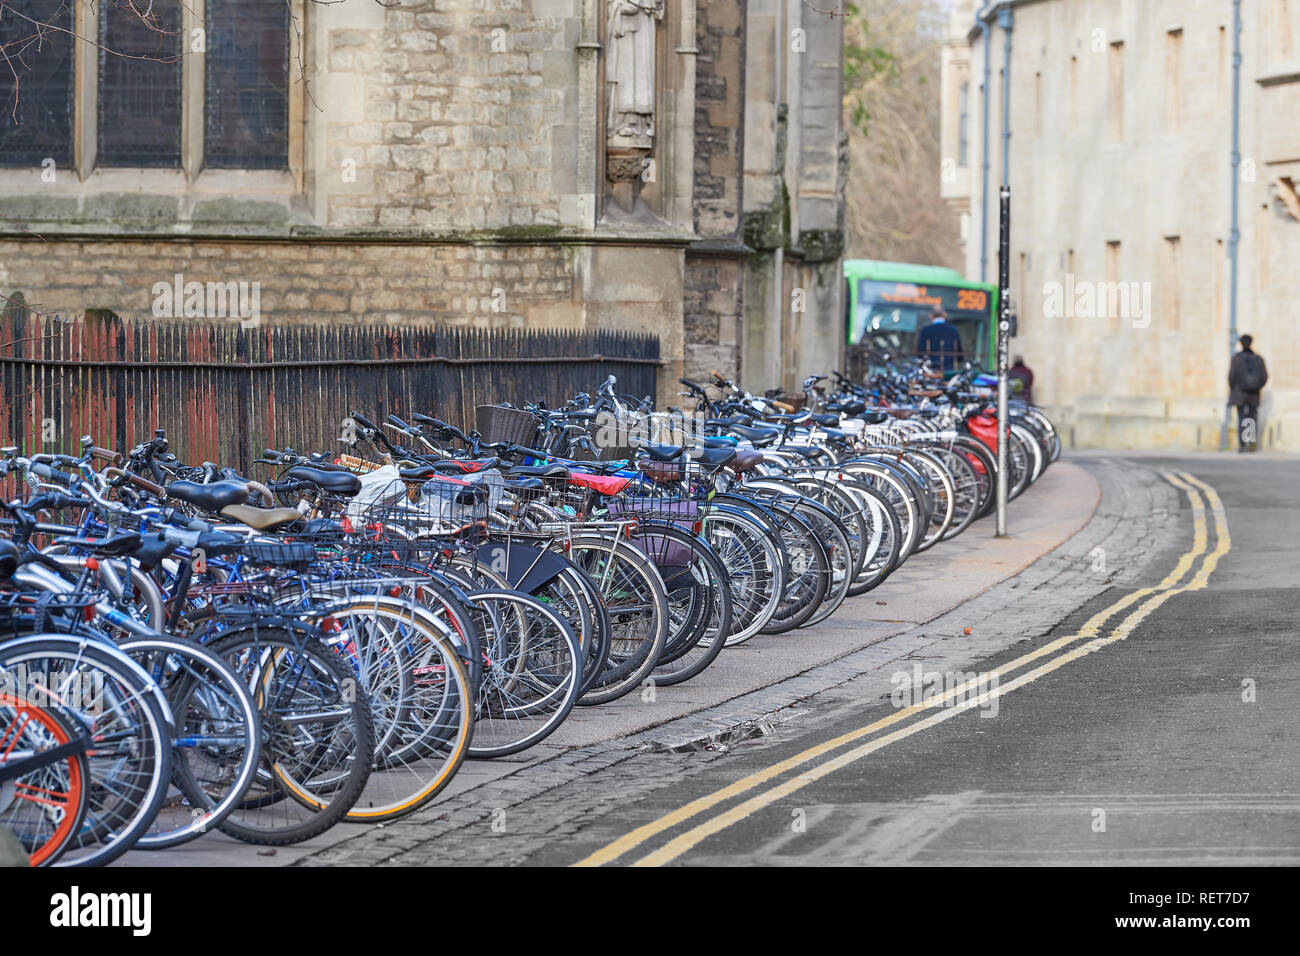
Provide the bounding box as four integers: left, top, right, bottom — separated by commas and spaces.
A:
850, 279, 992, 365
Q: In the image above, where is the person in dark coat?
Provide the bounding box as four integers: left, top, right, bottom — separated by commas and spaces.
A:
915, 308, 965, 375
1009, 355, 1034, 404
1228, 334, 1268, 452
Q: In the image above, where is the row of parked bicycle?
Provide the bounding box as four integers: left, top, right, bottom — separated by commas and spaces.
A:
0, 362, 1059, 865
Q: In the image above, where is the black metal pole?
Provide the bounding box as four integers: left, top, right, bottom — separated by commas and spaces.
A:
996, 184, 1011, 536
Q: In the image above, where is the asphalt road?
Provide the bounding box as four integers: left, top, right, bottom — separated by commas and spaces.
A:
553, 455, 1299, 866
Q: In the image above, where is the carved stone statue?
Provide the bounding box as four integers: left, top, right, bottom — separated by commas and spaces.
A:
606, 0, 662, 148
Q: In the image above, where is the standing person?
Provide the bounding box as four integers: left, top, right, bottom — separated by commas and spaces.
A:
915, 307, 965, 375
1009, 355, 1035, 404
1228, 334, 1268, 452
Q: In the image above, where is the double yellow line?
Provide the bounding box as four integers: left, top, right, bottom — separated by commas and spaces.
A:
574, 472, 1229, 867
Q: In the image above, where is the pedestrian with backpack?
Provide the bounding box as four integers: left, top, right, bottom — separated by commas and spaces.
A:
1228, 334, 1268, 452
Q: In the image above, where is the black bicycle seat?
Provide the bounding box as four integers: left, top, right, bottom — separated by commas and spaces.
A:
166, 480, 249, 514
282, 465, 363, 496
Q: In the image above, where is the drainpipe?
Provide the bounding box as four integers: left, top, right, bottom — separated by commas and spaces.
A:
977, 3, 994, 282
1222, 0, 1242, 449
773, 0, 785, 388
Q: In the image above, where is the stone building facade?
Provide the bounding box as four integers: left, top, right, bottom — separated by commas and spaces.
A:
0, 0, 846, 401
941, 0, 1299, 449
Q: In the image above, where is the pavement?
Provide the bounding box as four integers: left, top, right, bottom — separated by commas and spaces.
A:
119, 454, 1101, 866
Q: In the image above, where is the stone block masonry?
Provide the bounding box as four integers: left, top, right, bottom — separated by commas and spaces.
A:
0, 240, 576, 329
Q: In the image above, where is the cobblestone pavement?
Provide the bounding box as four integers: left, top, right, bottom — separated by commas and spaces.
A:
294, 454, 1194, 866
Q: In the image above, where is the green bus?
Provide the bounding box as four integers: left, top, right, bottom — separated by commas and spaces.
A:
844, 259, 999, 380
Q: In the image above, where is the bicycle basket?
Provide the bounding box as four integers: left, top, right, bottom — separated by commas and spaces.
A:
476, 404, 539, 448
358, 476, 491, 532
607, 495, 699, 523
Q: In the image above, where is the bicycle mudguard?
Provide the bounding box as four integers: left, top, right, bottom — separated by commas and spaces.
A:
473, 540, 570, 594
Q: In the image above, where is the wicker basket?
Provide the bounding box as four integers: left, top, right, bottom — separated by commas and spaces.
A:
475, 404, 539, 448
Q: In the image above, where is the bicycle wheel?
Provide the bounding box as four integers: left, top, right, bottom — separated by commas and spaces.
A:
567, 535, 669, 706
209, 627, 375, 843
701, 503, 784, 646
839, 459, 922, 567
0, 692, 90, 866
764, 476, 870, 581
314, 599, 474, 821
780, 496, 853, 628
118, 636, 262, 850
637, 524, 732, 686
556, 564, 613, 697
919, 442, 982, 541
1009, 423, 1041, 496
903, 448, 956, 553
464, 589, 581, 758
841, 480, 903, 595
759, 503, 829, 635
0, 634, 172, 867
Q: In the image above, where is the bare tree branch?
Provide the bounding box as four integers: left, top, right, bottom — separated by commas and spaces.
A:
842, 0, 961, 268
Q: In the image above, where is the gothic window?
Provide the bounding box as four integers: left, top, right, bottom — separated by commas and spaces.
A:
98, 0, 183, 167
0, 0, 289, 173
205, 0, 289, 169
0, 0, 75, 167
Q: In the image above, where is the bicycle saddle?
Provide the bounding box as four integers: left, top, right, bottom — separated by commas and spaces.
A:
281, 465, 362, 496
193, 530, 247, 558
636, 441, 684, 462
825, 400, 866, 415
0, 539, 17, 579
728, 424, 780, 445
298, 518, 346, 535
54, 532, 144, 558
406, 458, 502, 479
778, 446, 823, 459
218, 504, 304, 532
508, 463, 571, 479
693, 445, 737, 467
166, 479, 249, 513
854, 411, 890, 425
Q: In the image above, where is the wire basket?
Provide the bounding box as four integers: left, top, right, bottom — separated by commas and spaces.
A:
355, 476, 492, 536
476, 404, 540, 448
607, 495, 699, 524
0, 589, 102, 637
498, 474, 587, 528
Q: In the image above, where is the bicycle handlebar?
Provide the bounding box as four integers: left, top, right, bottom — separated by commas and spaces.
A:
104, 467, 166, 497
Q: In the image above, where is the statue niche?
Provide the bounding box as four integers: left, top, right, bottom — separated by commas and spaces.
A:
605, 0, 662, 212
